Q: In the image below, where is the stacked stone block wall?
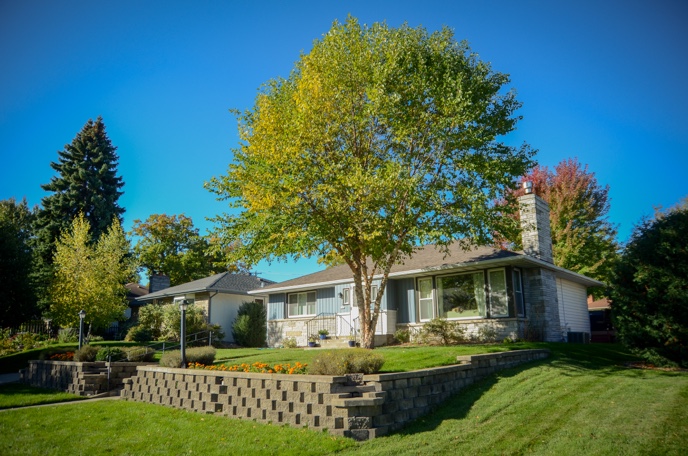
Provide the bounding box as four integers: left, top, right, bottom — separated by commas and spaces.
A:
122, 349, 548, 440
20, 360, 153, 396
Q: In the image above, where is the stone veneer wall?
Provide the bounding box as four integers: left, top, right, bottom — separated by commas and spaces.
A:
21, 360, 154, 396
122, 349, 548, 440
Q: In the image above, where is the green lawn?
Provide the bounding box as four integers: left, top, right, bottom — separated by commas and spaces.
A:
0, 343, 685, 455
0, 383, 86, 409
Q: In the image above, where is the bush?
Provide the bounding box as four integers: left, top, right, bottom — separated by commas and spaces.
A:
121, 346, 156, 362
74, 345, 99, 362
393, 329, 410, 344
57, 328, 78, 343
159, 346, 216, 368
309, 349, 385, 375
418, 318, 466, 345
282, 337, 298, 349
95, 347, 124, 361
125, 325, 153, 343
232, 301, 267, 347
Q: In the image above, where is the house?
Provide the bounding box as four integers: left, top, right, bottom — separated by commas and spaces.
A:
136, 272, 274, 343
249, 192, 603, 347
588, 296, 615, 343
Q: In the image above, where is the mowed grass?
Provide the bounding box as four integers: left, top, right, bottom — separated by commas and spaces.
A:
0, 343, 685, 455
215, 343, 518, 372
0, 383, 86, 409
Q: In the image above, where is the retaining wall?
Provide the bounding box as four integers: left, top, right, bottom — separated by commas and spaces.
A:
122, 349, 548, 440
21, 360, 154, 396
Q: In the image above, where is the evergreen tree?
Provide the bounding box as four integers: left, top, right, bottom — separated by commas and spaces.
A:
33, 117, 124, 309
610, 203, 688, 367
0, 198, 38, 327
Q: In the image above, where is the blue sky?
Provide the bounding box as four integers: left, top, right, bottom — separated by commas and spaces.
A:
1, 0, 686, 283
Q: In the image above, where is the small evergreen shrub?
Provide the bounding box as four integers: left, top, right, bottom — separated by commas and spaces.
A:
474, 325, 498, 343
418, 318, 466, 345
159, 346, 217, 368
125, 325, 153, 342
122, 346, 156, 362
232, 301, 267, 347
74, 345, 99, 362
309, 349, 385, 375
95, 347, 125, 361
393, 329, 410, 344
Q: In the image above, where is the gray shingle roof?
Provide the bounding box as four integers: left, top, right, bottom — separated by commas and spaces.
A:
258, 244, 521, 291
136, 272, 275, 302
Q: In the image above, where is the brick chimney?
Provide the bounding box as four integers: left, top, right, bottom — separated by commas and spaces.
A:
518, 186, 553, 263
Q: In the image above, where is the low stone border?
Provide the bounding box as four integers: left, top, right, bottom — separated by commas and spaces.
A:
122, 349, 549, 440
20, 360, 155, 396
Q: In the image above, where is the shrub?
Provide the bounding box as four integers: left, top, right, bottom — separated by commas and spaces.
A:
282, 337, 298, 349
137, 304, 165, 340
57, 328, 78, 343
74, 345, 99, 362
232, 301, 267, 347
309, 349, 385, 375
418, 318, 466, 345
473, 325, 498, 343
121, 346, 156, 362
125, 325, 153, 342
95, 347, 125, 361
159, 346, 217, 368
393, 329, 410, 344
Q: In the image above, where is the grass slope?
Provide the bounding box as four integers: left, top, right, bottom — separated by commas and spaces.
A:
0, 344, 685, 455
0, 383, 85, 409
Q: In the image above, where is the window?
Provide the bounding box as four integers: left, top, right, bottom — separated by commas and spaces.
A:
488, 269, 509, 317
437, 272, 486, 318
288, 291, 316, 317
513, 269, 525, 317
418, 278, 434, 321
342, 288, 350, 306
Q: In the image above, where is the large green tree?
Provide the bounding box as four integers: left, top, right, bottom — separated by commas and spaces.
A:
131, 214, 245, 286
207, 18, 534, 348
34, 117, 124, 309
0, 198, 38, 327
49, 214, 134, 331
610, 202, 688, 367
500, 158, 619, 289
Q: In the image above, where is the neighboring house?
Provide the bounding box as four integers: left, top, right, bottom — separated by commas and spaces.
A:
588, 296, 615, 343
136, 272, 274, 343
249, 193, 603, 347
125, 282, 149, 321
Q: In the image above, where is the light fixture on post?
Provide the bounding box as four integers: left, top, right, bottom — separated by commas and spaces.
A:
78, 310, 86, 350
174, 297, 189, 368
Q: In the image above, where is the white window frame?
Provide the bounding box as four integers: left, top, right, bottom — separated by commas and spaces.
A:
436, 271, 487, 320
488, 268, 509, 318
342, 288, 351, 306
417, 277, 435, 322
287, 291, 316, 318
513, 268, 525, 317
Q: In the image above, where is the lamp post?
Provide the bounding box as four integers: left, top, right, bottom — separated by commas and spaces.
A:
78, 310, 86, 350
177, 298, 189, 368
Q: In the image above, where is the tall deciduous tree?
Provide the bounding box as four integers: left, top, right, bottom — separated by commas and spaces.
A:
34, 117, 124, 309
131, 214, 245, 286
0, 198, 38, 327
610, 203, 688, 367
206, 18, 534, 348
49, 214, 134, 330
500, 158, 619, 288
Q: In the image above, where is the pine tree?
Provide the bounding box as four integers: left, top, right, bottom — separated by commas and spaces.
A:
33, 117, 124, 309
0, 198, 38, 327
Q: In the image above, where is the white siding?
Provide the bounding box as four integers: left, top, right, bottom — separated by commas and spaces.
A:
208, 293, 251, 343
556, 278, 591, 334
